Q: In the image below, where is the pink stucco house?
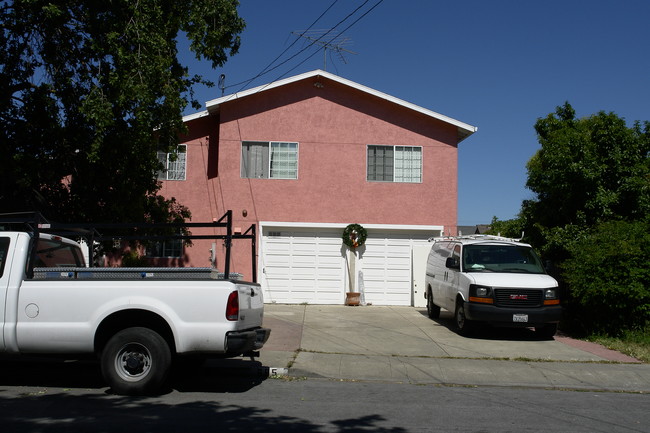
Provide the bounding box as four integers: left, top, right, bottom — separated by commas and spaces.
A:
157, 70, 476, 306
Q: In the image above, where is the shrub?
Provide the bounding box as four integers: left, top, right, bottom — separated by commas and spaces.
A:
562, 220, 650, 335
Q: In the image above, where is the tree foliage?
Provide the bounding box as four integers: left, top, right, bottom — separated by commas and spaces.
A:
0, 0, 245, 224
486, 215, 525, 239
518, 102, 650, 335
562, 219, 650, 334
523, 102, 650, 261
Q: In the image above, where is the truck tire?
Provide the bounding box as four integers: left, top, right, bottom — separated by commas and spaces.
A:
426, 289, 441, 319
454, 301, 474, 336
101, 327, 171, 396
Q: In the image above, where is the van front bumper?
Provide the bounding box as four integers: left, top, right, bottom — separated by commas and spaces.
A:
465, 303, 562, 327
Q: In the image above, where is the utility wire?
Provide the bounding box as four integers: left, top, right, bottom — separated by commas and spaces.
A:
225, 0, 341, 91
265, 0, 384, 86
225, 0, 377, 95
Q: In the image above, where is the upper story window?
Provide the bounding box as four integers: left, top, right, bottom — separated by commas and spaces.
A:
157, 144, 186, 181
241, 141, 298, 179
367, 145, 422, 183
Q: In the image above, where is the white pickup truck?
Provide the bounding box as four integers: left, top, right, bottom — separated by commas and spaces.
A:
0, 228, 270, 395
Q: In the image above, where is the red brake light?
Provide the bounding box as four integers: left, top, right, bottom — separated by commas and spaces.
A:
226, 290, 239, 321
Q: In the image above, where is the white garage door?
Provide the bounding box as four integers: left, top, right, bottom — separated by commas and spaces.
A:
261, 228, 345, 304
261, 225, 436, 305
360, 231, 432, 306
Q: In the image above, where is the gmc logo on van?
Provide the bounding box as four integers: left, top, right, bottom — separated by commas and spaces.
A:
510, 294, 528, 300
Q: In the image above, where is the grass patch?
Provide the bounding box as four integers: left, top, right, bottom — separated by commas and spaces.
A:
587, 328, 650, 363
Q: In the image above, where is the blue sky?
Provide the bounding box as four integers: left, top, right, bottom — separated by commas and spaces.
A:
179, 0, 650, 226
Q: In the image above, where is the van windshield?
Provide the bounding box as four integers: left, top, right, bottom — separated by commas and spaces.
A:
462, 244, 546, 274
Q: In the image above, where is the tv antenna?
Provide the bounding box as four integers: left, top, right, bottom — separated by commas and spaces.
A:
291, 29, 357, 71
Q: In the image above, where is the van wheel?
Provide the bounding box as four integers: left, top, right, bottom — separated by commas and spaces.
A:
535, 323, 558, 340
455, 302, 474, 336
101, 327, 171, 396
426, 290, 440, 319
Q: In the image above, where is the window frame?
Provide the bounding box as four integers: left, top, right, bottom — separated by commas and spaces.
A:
145, 239, 184, 258
157, 144, 187, 181
366, 144, 422, 183
241, 141, 299, 180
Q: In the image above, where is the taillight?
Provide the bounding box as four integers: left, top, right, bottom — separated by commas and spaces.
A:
226, 290, 239, 321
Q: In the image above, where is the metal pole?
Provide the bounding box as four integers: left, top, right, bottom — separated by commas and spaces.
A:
223, 210, 232, 279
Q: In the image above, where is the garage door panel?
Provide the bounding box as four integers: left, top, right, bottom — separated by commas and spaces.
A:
359, 232, 432, 305
262, 228, 345, 304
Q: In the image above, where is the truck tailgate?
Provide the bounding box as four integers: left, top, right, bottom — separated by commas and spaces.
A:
235, 282, 265, 329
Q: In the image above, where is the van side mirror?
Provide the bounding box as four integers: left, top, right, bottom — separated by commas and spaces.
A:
445, 257, 460, 270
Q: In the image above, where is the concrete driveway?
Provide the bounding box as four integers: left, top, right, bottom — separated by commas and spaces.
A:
258, 304, 650, 392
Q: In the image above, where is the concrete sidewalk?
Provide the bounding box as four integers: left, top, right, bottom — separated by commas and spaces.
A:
257, 304, 650, 393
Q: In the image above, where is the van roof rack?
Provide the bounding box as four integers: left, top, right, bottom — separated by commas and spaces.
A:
428, 233, 525, 243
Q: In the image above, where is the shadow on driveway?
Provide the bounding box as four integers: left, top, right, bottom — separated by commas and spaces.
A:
416, 309, 552, 342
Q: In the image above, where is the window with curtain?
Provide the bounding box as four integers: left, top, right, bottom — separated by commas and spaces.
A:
367, 145, 421, 183
241, 141, 298, 179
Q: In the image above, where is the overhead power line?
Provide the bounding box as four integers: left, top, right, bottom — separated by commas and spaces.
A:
224, 0, 342, 91
225, 0, 383, 96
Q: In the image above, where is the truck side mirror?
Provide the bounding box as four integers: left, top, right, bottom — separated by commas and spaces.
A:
446, 257, 460, 270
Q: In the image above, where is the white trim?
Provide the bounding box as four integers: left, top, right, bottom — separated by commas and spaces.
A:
203, 70, 477, 142
260, 221, 443, 232
182, 110, 209, 123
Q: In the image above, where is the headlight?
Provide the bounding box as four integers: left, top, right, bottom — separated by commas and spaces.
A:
469, 285, 493, 304
545, 289, 557, 299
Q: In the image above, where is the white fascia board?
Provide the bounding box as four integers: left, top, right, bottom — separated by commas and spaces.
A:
182, 110, 209, 123
205, 70, 477, 139
260, 221, 444, 232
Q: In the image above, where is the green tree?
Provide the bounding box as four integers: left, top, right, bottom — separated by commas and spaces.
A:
0, 0, 245, 224
563, 219, 650, 334
523, 102, 650, 261
486, 215, 525, 239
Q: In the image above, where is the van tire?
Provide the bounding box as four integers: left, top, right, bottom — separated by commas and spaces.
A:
535, 323, 558, 340
426, 290, 441, 319
454, 301, 474, 336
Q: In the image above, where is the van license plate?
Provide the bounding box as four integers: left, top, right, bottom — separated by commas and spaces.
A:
513, 314, 528, 323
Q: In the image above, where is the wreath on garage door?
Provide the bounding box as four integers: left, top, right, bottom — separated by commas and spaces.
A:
342, 223, 367, 249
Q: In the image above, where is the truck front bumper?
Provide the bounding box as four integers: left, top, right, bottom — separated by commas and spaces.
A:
225, 327, 271, 356
465, 303, 562, 327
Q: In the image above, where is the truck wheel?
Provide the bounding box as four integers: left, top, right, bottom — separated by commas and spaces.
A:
454, 301, 474, 336
101, 327, 171, 396
427, 290, 441, 319
535, 323, 558, 340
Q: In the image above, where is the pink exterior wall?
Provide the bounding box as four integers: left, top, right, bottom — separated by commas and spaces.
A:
159, 76, 459, 280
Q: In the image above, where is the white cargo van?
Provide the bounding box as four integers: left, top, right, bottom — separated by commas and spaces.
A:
424, 235, 561, 338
